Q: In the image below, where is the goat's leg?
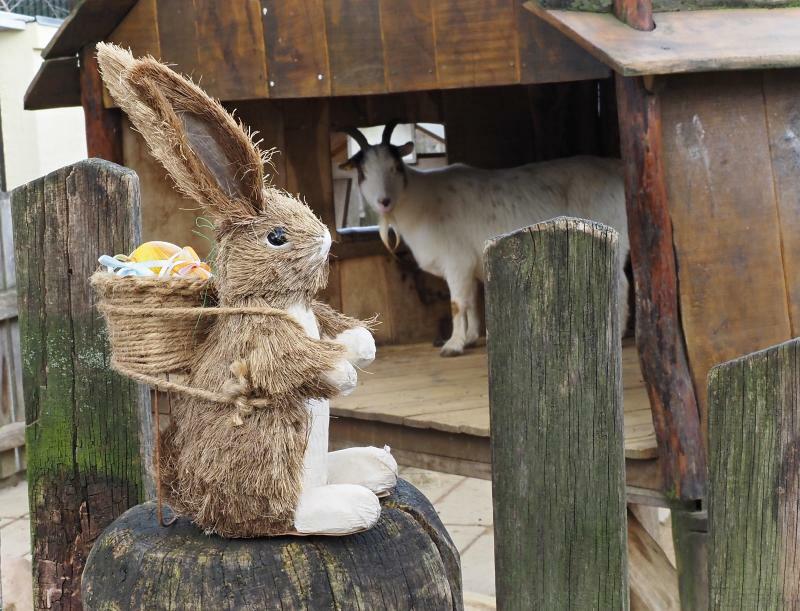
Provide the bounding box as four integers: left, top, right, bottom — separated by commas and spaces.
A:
464, 281, 481, 348
441, 272, 477, 357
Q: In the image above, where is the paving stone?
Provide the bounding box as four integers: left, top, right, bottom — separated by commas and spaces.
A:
1, 517, 31, 558
1, 555, 32, 611
460, 532, 496, 597
400, 467, 466, 504
435, 476, 493, 526
0, 481, 28, 519
443, 524, 485, 554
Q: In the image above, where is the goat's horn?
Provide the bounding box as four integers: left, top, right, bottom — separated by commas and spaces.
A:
382, 120, 399, 145
343, 127, 369, 152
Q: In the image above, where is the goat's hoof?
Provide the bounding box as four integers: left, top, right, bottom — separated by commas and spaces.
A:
440, 346, 464, 357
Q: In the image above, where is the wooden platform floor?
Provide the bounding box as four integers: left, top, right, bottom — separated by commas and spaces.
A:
332, 339, 657, 460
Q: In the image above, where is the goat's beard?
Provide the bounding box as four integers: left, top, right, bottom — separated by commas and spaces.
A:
378, 212, 402, 254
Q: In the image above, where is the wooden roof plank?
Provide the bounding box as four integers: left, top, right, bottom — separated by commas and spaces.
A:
24, 57, 81, 110
42, 0, 138, 60
524, 3, 800, 75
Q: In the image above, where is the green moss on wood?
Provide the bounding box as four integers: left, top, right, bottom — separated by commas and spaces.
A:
485, 217, 628, 610
11, 159, 148, 610
708, 338, 800, 609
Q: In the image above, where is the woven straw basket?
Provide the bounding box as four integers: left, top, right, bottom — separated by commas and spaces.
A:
91, 272, 213, 375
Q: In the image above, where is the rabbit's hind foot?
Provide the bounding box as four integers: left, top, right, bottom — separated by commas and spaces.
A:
326, 446, 398, 495
293, 484, 380, 535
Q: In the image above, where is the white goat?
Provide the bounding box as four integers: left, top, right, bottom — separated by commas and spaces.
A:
341, 123, 629, 356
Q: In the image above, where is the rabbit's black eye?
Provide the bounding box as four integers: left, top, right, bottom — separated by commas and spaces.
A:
266, 227, 288, 247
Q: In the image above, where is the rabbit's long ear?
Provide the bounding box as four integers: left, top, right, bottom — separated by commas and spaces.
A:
96, 43, 267, 221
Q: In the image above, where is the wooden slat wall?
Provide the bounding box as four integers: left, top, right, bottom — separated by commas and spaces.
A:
0, 193, 26, 479
380, 0, 438, 92
763, 69, 800, 335
660, 70, 800, 434
261, 0, 331, 98
103, 0, 608, 107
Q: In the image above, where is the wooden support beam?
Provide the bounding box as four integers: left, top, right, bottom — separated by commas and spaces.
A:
615, 74, 706, 501
79, 45, 123, 164
11, 159, 152, 610
613, 0, 654, 31
672, 508, 708, 610
708, 337, 800, 608
485, 217, 628, 609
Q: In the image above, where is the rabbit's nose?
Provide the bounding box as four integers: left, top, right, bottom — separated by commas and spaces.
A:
318, 228, 332, 259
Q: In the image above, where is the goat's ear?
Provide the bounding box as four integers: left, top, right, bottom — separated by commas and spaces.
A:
339, 157, 357, 171
96, 43, 267, 222
396, 141, 414, 157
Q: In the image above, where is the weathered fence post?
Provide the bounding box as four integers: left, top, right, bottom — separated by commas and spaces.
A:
708, 337, 800, 609
485, 217, 628, 610
11, 159, 153, 610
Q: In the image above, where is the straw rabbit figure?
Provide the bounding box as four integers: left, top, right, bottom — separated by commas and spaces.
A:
96, 43, 397, 537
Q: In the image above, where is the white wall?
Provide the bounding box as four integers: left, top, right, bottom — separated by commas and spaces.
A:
0, 12, 86, 191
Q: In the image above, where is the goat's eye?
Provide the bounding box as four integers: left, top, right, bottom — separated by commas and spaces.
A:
266, 227, 288, 248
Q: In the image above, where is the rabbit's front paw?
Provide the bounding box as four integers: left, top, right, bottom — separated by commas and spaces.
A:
324, 358, 358, 396
335, 327, 376, 368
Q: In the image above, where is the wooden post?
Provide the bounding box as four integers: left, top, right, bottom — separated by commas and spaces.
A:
672, 507, 709, 610
615, 75, 706, 501
82, 481, 462, 609
708, 337, 800, 609
79, 45, 123, 164
613, 0, 654, 31
485, 217, 628, 610
11, 159, 152, 610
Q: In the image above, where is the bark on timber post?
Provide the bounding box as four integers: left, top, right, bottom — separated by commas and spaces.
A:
615, 75, 706, 501
613, 0, 654, 31
11, 159, 152, 610
485, 217, 628, 610
708, 337, 800, 609
79, 45, 123, 164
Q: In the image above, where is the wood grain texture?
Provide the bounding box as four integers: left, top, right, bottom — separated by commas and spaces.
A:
282, 99, 336, 230
11, 159, 152, 610
42, 0, 138, 60
120, 118, 211, 257
331, 340, 658, 459
325, 0, 386, 96
195, 0, 269, 101
485, 218, 628, 609
616, 74, 705, 501
156, 0, 201, 75
763, 70, 800, 337
107, 0, 160, 58
708, 338, 800, 609
380, 0, 438, 92
24, 57, 81, 111
671, 509, 709, 611
80, 46, 123, 164
627, 511, 680, 610
517, 8, 609, 85
433, 0, 518, 89
660, 71, 791, 434
82, 481, 463, 610
0, 421, 24, 453
261, 0, 331, 98
526, 6, 800, 77
613, 0, 654, 31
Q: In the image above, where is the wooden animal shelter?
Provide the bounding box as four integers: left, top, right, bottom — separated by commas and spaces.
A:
23, 0, 800, 606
